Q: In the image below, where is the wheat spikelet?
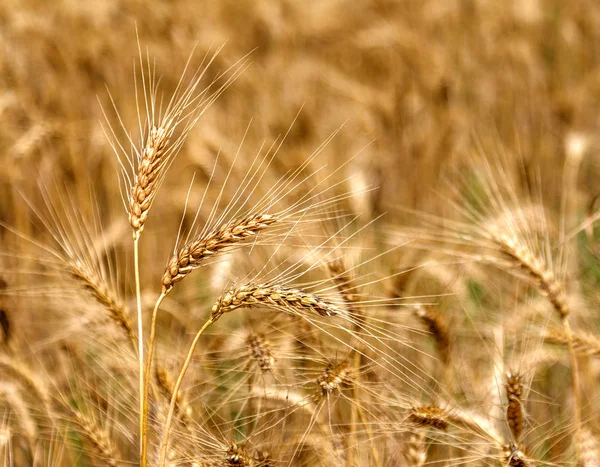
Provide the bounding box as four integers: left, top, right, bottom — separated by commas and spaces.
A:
505, 371, 524, 442
162, 213, 278, 294
226, 443, 251, 466
212, 283, 343, 320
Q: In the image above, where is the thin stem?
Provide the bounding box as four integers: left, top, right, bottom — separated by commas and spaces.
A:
141, 291, 166, 463
348, 352, 359, 467
134, 235, 147, 466
562, 317, 582, 461
159, 318, 214, 466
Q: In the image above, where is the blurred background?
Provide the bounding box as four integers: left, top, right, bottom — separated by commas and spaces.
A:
2, 0, 600, 223
1, 1, 600, 464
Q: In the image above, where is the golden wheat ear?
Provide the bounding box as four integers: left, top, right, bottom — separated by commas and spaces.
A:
102, 44, 251, 239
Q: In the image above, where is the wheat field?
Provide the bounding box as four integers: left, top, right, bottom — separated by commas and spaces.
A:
1, 1, 600, 466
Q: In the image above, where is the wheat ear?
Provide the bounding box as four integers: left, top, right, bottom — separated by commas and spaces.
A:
161, 213, 279, 295
211, 283, 342, 320
413, 305, 450, 367
67, 261, 136, 347
71, 410, 122, 467
404, 431, 426, 467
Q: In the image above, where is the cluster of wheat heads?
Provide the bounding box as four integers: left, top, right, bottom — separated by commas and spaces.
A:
1, 48, 600, 467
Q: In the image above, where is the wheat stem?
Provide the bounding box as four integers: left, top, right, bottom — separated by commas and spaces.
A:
159, 318, 214, 466
563, 317, 582, 460
141, 291, 166, 464
134, 236, 147, 467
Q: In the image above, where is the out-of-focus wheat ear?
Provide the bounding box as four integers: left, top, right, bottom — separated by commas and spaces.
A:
505, 371, 524, 443
327, 257, 364, 332
246, 333, 275, 373
67, 260, 136, 348
580, 428, 600, 467
488, 229, 570, 319
1, 385, 37, 453
408, 403, 504, 447
0, 356, 55, 427
404, 430, 426, 467
413, 305, 450, 367
70, 409, 121, 467
316, 359, 351, 397
543, 327, 600, 357
154, 365, 193, 424
408, 406, 450, 431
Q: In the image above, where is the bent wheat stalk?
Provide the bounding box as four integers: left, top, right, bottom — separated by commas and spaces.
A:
143, 212, 280, 462
158, 283, 341, 465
